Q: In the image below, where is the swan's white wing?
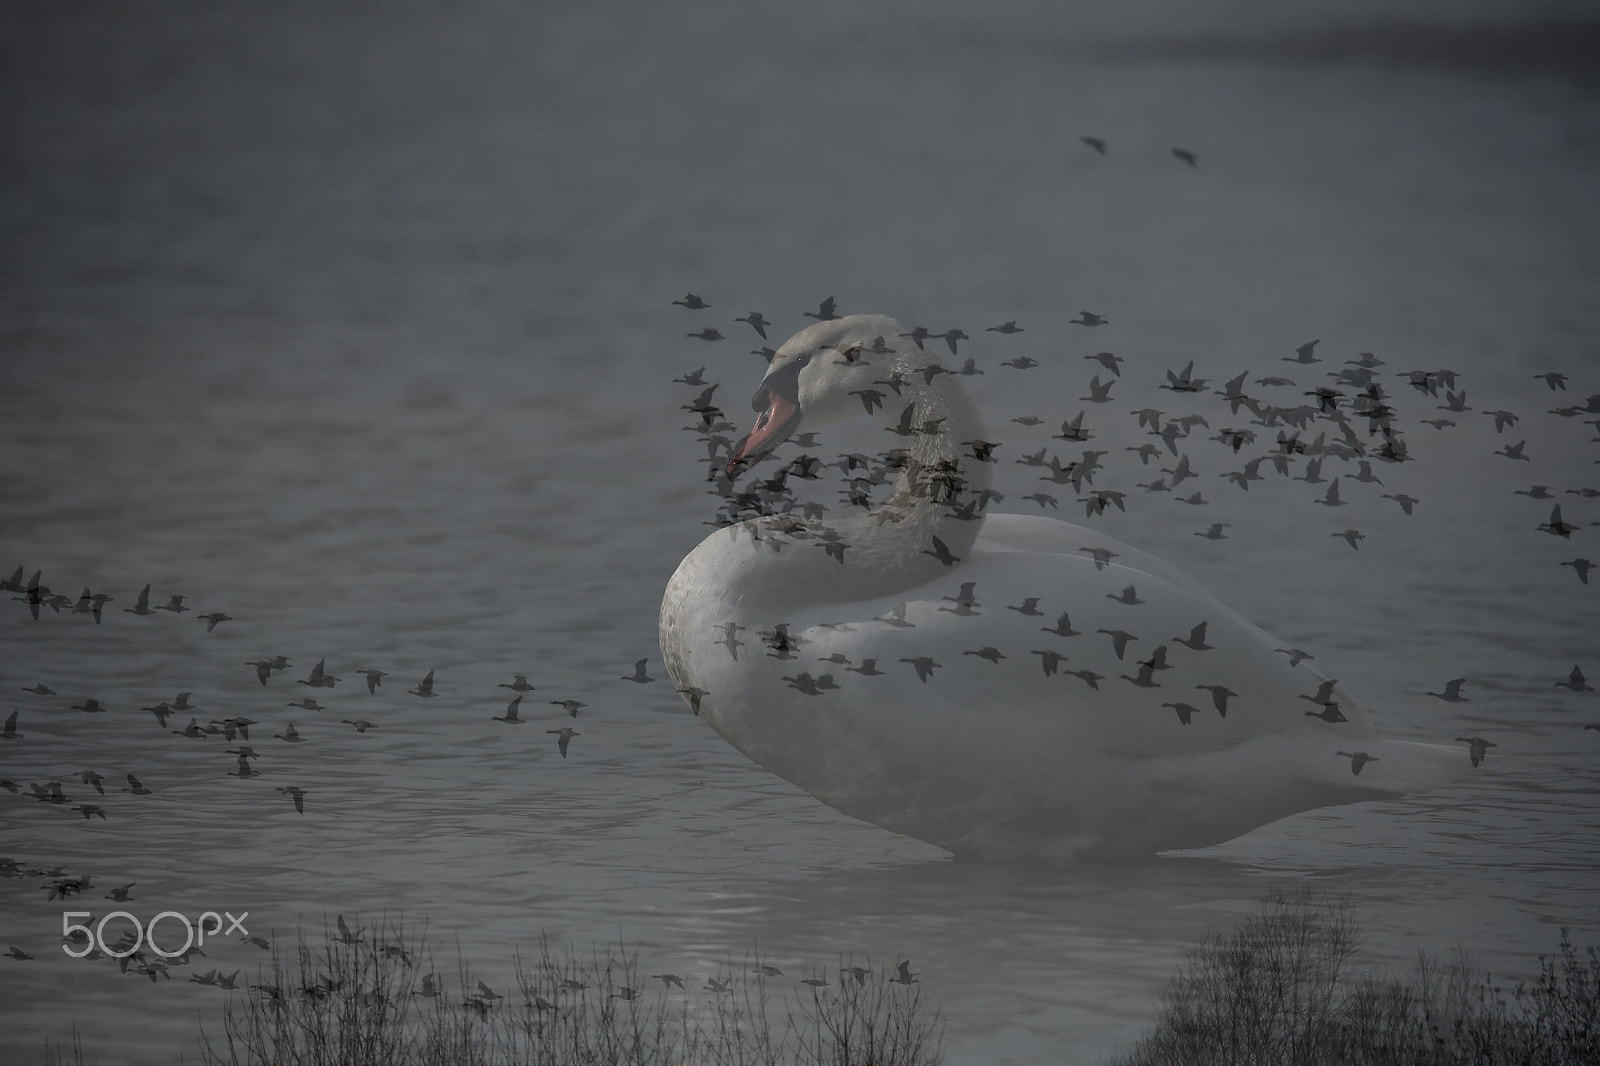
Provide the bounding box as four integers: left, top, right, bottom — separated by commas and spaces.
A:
671, 517, 1459, 860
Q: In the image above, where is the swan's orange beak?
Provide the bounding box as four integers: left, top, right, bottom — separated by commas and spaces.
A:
728, 392, 800, 476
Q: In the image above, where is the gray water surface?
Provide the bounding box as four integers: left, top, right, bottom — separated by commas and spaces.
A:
3, 2, 1599, 1063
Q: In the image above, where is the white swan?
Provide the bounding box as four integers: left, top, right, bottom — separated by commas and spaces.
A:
659, 315, 1460, 861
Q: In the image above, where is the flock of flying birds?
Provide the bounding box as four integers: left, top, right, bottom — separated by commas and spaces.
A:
0, 565, 674, 980
3, 288, 1597, 988
666, 292, 1600, 767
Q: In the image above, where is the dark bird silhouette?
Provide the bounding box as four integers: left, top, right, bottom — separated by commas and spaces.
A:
124, 584, 156, 617
987, 320, 1024, 334
1314, 479, 1345, 507
547, 727, 579, 758
1560, 558, 1593, 584
1069, 311, 1107, 327
687, 327, 723, 341
1079, 546, 1117, 571
1122, 664, 1160, 688
1098, 628, 1137, 660
1, 711, 22, 740
1085, 351, 1123, 376
408, 669, 437, 698
1277, 647, 1314, 667
1555, 666, 1594, 693
298, 659, 339, 688
716, 622, 744, 660
1426, 679, 1469, 703
1382, 493, 1419, 515
1332, 529, 1365, 550
356, 668, 387, 693
1067, 669, 1104, 689
672, 293, 709, 309
1081, 375, 1115, 403
622, 658, 655, 683
277, 786, 306, 813
1042, 612, 1080, 638
1030, 649, 1065, 676
1163, 702, 1201, 725
1171, 147, 1198, 167
735, 312, 770, 339
1174, 622, 1213, 651
1286, 340, 1320, 364
550, 699, 586, 718
1335, 751, 1378, 775
1537, 506, 1576, 538
1483, 409, 1519, 433
1080, 136, 1107, 155
1455, 736, 1495, 768
1008, 597, 1043, 616
922, 535, 960, 566
1195, 683, 1237, 716
900, 656, 940, 682
803, 296, 839, 321
198, 612, 231, 632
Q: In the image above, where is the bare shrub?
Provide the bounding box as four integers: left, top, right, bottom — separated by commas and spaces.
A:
197, 918, 942, 1066
1112, 892, 1599, 1066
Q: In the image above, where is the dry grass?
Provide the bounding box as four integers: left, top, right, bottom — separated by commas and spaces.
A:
194, 918, 942, 1066
1112, 891, 1599, 1066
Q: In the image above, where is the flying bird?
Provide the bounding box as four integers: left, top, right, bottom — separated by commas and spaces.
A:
123, 584, 156, 617
1335, 751, 1378, 776
547, 728, 579, 758
1555, 666, 1594, 693
1454, 736, 1495, 768
298, 659, 339, 688
803, 296, 839, 321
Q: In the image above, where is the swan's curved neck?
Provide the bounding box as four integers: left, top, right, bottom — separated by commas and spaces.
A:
730, 367, 991, 610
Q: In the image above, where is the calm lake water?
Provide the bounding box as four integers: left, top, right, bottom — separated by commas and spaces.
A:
2, 2, 1598, 1063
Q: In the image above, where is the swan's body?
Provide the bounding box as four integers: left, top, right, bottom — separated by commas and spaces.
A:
660, 315, 1458, 861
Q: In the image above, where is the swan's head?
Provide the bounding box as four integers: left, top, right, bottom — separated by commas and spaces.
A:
728, 314, 908, 475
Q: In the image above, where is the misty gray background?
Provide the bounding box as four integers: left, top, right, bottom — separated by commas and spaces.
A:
2, 1, 1598, 1062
